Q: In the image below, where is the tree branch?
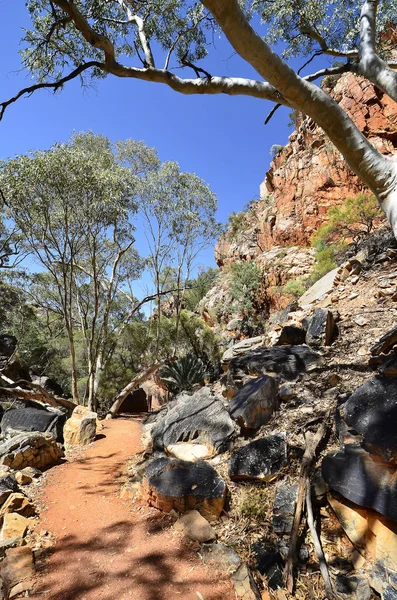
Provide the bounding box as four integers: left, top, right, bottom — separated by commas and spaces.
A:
0, 61, 104, 121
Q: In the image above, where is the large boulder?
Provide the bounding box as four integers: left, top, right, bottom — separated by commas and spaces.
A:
342, 376, 397, 462
143, 457, 226, 521
229, 434, 287, 481
322, 445, 397, 521
1, 407, 68, 444
229, 376, 279, 433
306, 308, 335, 347
151, 387, 236, 455
221, 336, 264, 366
0, 432, 63, 470
274, 325, 306, 346
63, 405, 97, 448
227, 345, 320, 382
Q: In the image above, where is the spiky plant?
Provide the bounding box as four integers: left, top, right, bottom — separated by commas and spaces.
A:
159, 354, 205, 395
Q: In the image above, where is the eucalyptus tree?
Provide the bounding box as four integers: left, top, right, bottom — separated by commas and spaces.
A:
137, 161, 219, 355
0, 132, 152, 408
2, 1, 397, 234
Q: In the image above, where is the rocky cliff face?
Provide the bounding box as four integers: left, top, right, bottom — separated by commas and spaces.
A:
216, 73, 397, 268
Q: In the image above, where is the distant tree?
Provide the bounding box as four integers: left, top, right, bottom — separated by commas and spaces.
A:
2, 2, 397, 238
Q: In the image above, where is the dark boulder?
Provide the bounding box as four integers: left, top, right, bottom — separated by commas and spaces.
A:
322, 445, 397, 521
272, 483, 298, 534
343, 376, 397, 462
1, 407, 68, 444
229, 434, 287, 481
306, 308, 335, 347
151, 387, 236, 454
143, 457, 226, 521
268, 302, 298, 326
229, 376, 279, 433
275, 325, 306, 346
228, 345, 320, 382
371, 326, 397, 356
31, 376, 64, 398
252, 542, 283, 590
0, 473, 19, 506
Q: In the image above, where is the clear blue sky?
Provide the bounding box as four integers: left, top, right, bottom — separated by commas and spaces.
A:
0, 4, 320, 300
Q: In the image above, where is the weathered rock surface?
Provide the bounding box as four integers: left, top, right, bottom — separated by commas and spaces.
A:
272, 483, 298, 534
0, 474, 18, 506
0, 493, 35, 518
200, 542, 241, 572
275, 325, 306, 346
371, 326, 397, 356
335, 574, 372, 600
229, 434, 287, 481
64, 405, 97, 447
343, 376, 397, 462
173, 510, 216, 542
252, 542, 284, 590
306, 308, 335, 347
228, 345, 320, 382
221, 336, 264, 365
166, 443, 209, 462
0, 513, 29, 543
151, 387, 236, 454
1, 406, 67, 443
0, 432, 63, 470
228, 376, 279, 433
328, 494, 397, 572
231, 564, 261, 600
298, 268, 340, 308
143, 457, 226, 521
322, 445, 397, 521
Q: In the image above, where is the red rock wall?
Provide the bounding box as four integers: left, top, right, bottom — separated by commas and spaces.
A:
216, 73, 397, 267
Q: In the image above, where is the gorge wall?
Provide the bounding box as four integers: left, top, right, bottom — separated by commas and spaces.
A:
216, 72, 397, 268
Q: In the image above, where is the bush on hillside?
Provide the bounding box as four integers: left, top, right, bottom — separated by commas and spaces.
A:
229, 261, 264, 315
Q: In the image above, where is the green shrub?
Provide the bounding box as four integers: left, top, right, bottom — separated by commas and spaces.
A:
229, 261, 263, 315
282, 278, 307, 298
225, 210, 247, 240
159, 354, 205, 395
269, 144, 285, 158
311, 246, 338, 282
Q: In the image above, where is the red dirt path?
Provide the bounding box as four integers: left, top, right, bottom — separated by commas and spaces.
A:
30, 418, 234, 600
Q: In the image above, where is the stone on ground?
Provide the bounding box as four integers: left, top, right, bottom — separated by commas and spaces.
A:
342, 376, 397, 462
0, 513, 29, 543
272, 483, 298, 534
306, 308, 335, 347
322, 445, 397, 521
231, 564, 262, 599
229, 434, 287, 481
151, 387, 236, 454
371, 325, 397, 356
63, 405, 97, 447
227, 345, 320, 382
200, 542, 241, 572
143, 457, 226, 521
173, 510, 216, 542
221, 336, 264, 365
298, 268, 339, 308
228, 376, 279, 433
14, 471, 33, 486
0, 474, 19, 506
0, 432, 63, 470
274, 325, 306, 346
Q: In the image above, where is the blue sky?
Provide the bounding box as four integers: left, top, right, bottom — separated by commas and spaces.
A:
0, 4, 320, 302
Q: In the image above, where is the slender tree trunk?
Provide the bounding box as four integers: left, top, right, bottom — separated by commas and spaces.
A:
66, 326, 80, 403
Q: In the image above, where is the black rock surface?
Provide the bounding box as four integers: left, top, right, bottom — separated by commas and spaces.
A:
306, 308, 335, 347
228, 345, 320, 382
1, 407, 68, 443
322, 445, 397, 521
272, 483, 298, 534
343, 376, 397, 461
275, 325, 306, 346
229, 434, 287, 481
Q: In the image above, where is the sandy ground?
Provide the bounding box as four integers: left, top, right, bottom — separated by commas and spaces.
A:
29, 418, 234, 600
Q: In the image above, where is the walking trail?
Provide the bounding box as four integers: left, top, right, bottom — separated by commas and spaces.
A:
29, 418, 233, 600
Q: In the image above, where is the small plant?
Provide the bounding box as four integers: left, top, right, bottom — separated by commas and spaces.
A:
229, 261, 263, 315
159, 354, 205, 395
269, 144, 285, 158
240, 487, 272, 522
282, 278, 307, 298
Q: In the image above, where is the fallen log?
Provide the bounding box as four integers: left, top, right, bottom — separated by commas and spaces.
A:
283, 410, 331, 594
0, 375, 77, 412
106, 359, 168, 419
